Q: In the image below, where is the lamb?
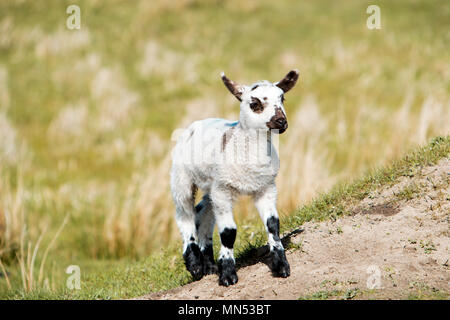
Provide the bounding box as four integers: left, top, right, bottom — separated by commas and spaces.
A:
170, 70, 299, 286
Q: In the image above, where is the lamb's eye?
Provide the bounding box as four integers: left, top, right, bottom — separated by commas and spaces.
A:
249, 97, 264, 113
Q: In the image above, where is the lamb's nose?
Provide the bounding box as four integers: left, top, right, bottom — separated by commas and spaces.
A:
275, 118, 287, 128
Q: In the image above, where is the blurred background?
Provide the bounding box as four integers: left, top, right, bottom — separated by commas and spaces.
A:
0, 0, 448, 294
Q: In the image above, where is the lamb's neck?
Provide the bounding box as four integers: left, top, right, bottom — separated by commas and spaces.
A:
233, 124, 272, 144
231, 125, 277, 165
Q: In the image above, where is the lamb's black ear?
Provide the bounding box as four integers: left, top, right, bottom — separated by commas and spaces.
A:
221, 72, 244, 102
275, 69, 299, 93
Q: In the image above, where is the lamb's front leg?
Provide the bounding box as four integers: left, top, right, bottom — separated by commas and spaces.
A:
254, 184, 290, 278
211, 185, 238, 286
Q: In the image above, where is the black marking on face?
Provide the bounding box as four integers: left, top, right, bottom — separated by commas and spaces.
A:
281, 94, 285, 103
251, 84, 260, 90
249, 96, 264, 113
266, 107, 288, 133
267, 216, 280, 242
220, 228, 237, 249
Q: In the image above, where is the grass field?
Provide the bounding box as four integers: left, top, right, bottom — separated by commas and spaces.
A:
0, 0, 449, 298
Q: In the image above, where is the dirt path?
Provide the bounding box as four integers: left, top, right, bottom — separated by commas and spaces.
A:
140, 159, 449, 300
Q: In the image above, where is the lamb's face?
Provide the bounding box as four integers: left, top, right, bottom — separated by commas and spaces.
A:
221, 70, 299, 134
240, 82, 288, 133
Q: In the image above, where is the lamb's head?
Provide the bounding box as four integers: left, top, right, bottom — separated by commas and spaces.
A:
221, 70, 299, 134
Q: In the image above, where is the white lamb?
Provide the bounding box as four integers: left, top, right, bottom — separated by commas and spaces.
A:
170, 70, 299, 286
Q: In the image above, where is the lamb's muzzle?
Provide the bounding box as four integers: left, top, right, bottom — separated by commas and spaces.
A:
266, 107, 288, 134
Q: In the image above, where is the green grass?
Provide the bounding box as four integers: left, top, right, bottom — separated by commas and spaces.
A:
407, 282, 448, 300
1, 135, 447, 299
396, 183, 421, 201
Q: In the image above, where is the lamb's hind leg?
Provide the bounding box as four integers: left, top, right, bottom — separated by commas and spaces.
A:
195, 194, 217, 275
211, 185, 238, 286
172, 174, 204, 280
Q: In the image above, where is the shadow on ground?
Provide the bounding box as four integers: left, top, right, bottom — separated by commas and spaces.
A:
235, 228, 304, 273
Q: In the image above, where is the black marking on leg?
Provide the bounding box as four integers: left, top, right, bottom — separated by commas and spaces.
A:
220, 228, 236, 249
201, 244, 218, 275
218, 258, 238, 286
266, 216, 281, 242
270, 247, 290, 278
195, 201, 204, 214
183, 243, 204, 281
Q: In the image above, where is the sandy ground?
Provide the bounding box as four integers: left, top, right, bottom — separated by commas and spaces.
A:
140, 159, 449, 300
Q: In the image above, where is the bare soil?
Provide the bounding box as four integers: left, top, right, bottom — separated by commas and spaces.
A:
139, 159, 449, 300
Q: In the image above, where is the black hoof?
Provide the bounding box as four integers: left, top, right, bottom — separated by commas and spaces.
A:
218, 258, 238, 286
202, 245, 218, 275
204, 260, 218, 275
183, 243, 204, 281
270, 247, 290, 278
